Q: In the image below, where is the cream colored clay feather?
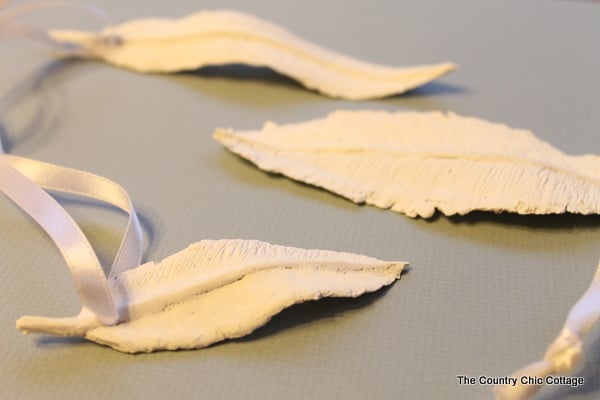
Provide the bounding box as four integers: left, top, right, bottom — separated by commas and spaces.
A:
214, 110, 600, 218
17, 239, 406, 353
46, 9, 455, 99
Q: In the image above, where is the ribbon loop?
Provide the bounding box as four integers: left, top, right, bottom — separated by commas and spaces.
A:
0, 138, 143, 325
4, 154, 143, 276
0, 0, 116, 53
0, 155, 118, 324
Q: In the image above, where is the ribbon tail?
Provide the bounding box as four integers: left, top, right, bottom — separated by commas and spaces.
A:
493, 260, 600, 399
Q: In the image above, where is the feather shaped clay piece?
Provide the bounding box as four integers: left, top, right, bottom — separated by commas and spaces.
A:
214, 110, 600, 218
17, 239, 406, 353
45, 9, 456, 99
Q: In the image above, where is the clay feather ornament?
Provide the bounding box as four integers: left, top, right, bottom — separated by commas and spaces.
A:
17, 239, 406, 353
214, 110, 600, 218
24, 9, 457, 99
0, 131, 405, 353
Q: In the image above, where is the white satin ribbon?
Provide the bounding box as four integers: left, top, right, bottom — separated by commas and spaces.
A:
0, 1, 139, 326
0, 0, 116, 53
0, 145, 142, 325
494, 260, 600, 399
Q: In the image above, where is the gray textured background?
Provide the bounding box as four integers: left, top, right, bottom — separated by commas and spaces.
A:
1, 1, 600, 399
